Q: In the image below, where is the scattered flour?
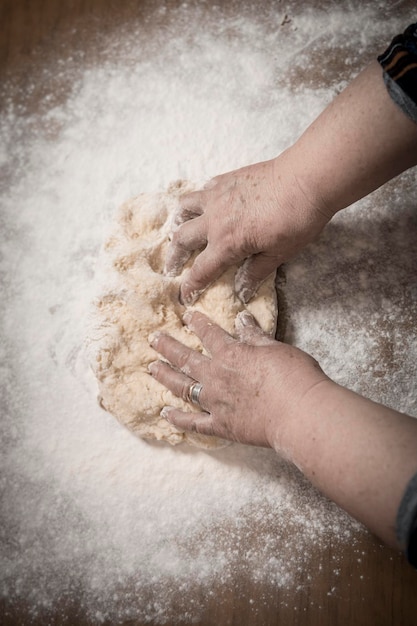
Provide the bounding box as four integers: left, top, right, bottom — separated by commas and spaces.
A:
0, 2, 415, 624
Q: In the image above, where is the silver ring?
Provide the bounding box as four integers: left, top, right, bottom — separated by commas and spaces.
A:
188, 382, 203, 407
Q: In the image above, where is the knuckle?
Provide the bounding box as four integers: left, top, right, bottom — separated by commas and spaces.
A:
171, 227, 187, 249
193, 417, 211, 436
180, 191, 202, 211
180, 379, 191, 402
175, 348, 193, 373
210, 226, 241, 263
204, 175, 222, 190
189, 420, 199, 433
222, 342, 239, 365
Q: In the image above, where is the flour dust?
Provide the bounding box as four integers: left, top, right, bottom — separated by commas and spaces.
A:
0, 2, 414, 624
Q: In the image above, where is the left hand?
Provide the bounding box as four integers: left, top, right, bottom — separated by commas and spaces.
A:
164, 157, 331, 306
147, 310, 328, 449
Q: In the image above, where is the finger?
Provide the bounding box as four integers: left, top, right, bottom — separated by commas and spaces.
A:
174, 191, 206, 225
183, 310, 234, 356
234, 254, 278, 304
161, 406, 218, 437
164, 216, 207, 277
180, 245, 229, 305
234, 311, 275, 346
148, 332, 209, 380
148, 361, 195, 402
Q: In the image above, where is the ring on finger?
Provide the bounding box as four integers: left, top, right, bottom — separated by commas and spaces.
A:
187, 381, 203, 407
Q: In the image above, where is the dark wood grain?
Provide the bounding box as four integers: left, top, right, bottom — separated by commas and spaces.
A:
1, 1, 416, 625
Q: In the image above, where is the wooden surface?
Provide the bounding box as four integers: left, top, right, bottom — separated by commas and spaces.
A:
1, 1, 416, 625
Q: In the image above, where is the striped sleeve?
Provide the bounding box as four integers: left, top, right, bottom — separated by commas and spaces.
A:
377, 23, 417, 124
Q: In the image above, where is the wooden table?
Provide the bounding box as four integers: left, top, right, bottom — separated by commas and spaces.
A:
1, 1, 416, 624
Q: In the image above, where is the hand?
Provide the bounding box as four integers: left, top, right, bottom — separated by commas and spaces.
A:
148, 311, 417, 552
148, 310, 328, 449
165, 61, 417, 308
164, 156, 330, 305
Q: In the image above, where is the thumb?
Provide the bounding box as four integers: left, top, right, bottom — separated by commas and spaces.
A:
235, 311, 275, 346
235, 253, 279, 304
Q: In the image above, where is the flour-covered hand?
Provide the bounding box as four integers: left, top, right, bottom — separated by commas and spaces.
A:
148, 310, 417, 556
164, 157, 330, 305
148, 310, 328, 448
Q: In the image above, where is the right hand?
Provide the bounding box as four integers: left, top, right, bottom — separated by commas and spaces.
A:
164, 153, 331, 305
149, 310, 329, 449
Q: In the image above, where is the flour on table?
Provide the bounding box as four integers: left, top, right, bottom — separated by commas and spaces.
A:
88, 180, 277, 448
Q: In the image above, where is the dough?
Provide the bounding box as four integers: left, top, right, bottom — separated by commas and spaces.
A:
89, 180, 278, 448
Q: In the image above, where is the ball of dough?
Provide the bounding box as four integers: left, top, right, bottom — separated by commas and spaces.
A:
88, 180, 277, 448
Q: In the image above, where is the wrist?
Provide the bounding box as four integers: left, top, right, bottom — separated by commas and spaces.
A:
272, 148, 336, 229
282, 61, 417, 221
265, 355, 332, 458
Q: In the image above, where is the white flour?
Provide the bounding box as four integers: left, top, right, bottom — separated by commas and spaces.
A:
0, 3, 415, 624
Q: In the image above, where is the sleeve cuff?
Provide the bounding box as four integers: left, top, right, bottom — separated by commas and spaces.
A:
377, 23, 417, 124
396, 471, 417, 568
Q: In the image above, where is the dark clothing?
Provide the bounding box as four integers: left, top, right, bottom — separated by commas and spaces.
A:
377, 23, 417, 124
396, 472, 417, 568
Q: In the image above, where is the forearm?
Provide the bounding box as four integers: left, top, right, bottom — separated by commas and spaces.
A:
287, 60, 417, 217
276, 380, 417, 549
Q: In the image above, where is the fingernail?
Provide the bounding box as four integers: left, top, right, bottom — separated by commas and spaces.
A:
181, 281, 203, 306
182, 310, 193, 325
164, 261, 181, 277
237, 286, 253, 304
147, 361, 159, 374
148, 331, 161, 347
186, 290, 202, 306
183, 296, 194, 306
181, 287, 193, 306
237, 310, 253, 326
161, 406, 174, 421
